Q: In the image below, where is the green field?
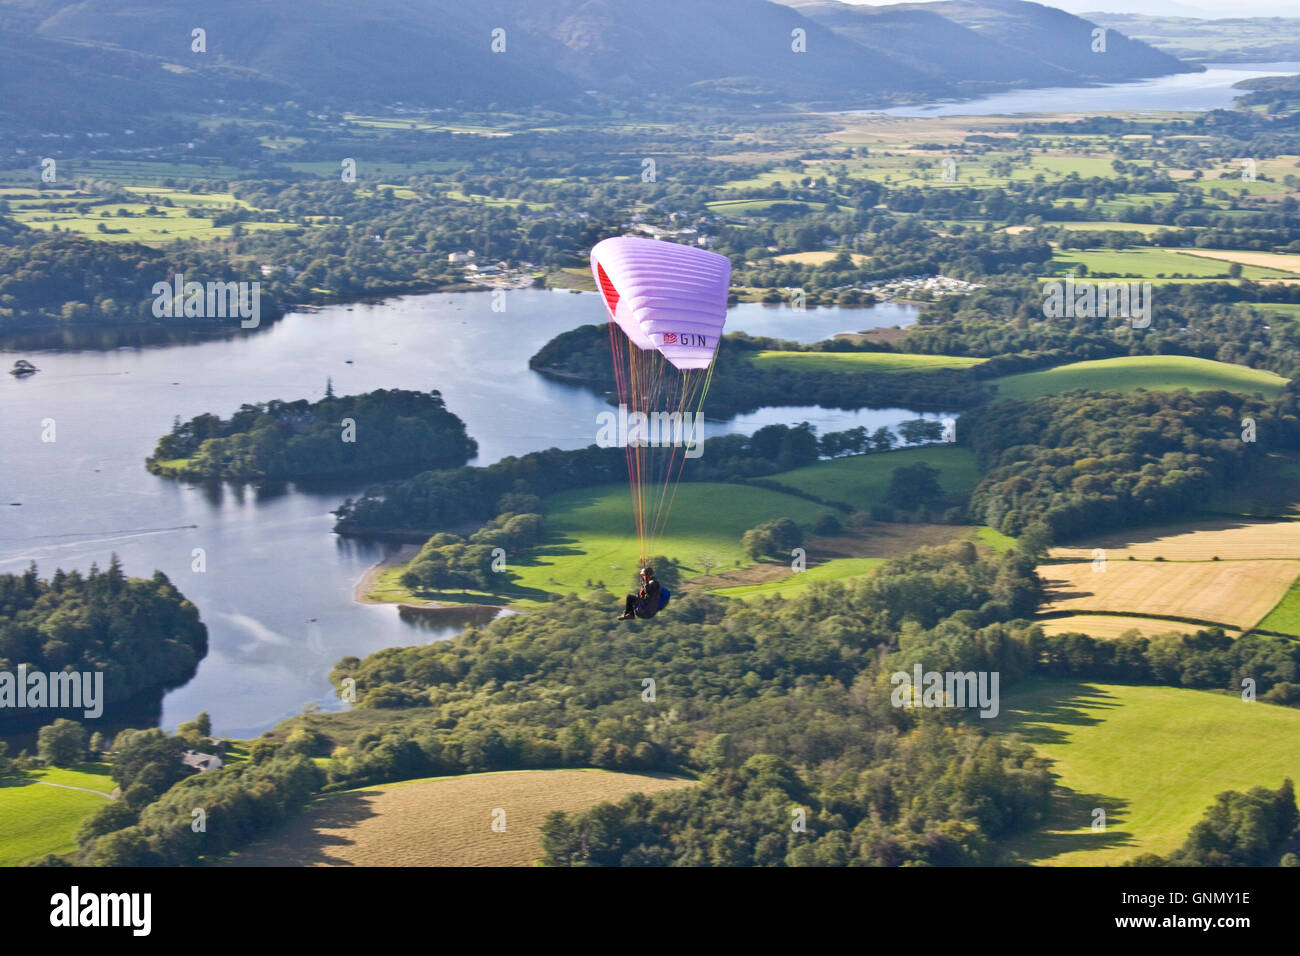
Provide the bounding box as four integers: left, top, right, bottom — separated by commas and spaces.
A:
7, 185, 299, 244
748, 351, 985, 373
1050, 247, 1299, 280
499, 481, 834, 602
0, 764, 115, 866
995, 681, 1300, 866
383, 447, 981, 606
1251, 302, 1300, 320
705, 198, 845, 215
767, 446, 980, 510
1258, 572, 1300, 636
1039, 221, 1167, 235
973, 525, 1018, 553
992, 355, 1289, 402
714, 556, 886, 599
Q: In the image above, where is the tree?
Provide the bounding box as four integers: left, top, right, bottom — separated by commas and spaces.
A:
38, 719, 86, 767
176, 710, 212, 744
742, 518, 803, 560
249, 738, 279, 765
109, 729, 186, 792
897, 419, 944, 446
812, 512, 842, 535
639, 555, 681, 590
84, 826, 152, 867
76, 801, 139, 848
1166, 780, 1298, 866
869, 427, 897, 452
884, 463, 943, 510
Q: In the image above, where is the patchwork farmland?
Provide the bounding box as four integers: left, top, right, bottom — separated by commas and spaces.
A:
1038, 516, 1300, 633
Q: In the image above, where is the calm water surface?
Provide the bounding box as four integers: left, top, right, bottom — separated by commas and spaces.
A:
0, 291, 928, 736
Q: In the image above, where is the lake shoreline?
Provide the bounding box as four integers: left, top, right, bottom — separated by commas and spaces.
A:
353, 544, 512, 624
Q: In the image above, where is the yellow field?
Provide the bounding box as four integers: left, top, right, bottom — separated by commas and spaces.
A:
226, 769, 694, 867
1037, 614, 1241, 640
1038, 559, 1300, 629
1174, 249, 1300, 273
771, 250, 871, 265
1050, 519, 1300, 562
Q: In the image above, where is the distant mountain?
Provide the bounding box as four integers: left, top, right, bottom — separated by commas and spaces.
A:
783, 1, 1080, 90
893, 0, 1196, 81
0, 28, 291, 132
1085, 13, 1300, 64
0, 0, 1198, 128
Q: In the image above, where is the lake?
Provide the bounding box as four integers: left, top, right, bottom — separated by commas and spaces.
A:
0, 291, 937, 737
862, 62, 1300, 117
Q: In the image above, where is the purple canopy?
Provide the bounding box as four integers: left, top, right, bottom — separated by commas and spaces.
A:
591, 236, 731, 370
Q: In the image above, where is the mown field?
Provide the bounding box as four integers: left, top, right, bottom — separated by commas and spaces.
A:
0, 764, 115, 866
771, 251, 871, 266
1050, 518, 1300, 562
1037, 614, 1242, 640
992, 355, 1289, 402
1037, 557, 1300, 630
747, 351, 986, 373
225, 769, 695, 867
996, 681, 1300, 866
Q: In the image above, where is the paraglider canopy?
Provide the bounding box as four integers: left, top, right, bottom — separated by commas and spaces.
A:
590, 236, 731, 565
591, 236, 730, 370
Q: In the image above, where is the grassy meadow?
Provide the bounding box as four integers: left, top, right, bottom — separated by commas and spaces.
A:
995, 681, 1300, 866
0, 763, 115, 866
992, 355, 1289, 401
748, 350, 986, 373
370, 446, 982, 607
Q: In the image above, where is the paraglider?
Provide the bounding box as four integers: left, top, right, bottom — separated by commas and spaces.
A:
590, 236, 730, 616
618, 566, 667, 621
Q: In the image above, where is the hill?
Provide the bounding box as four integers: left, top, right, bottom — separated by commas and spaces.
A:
788, 0, 1191, 91
991, 355, 1289, 401
748, 350, 986, 373
893, 0, 1193, 81
1087, 13, 1300, 64
0, 0, 1196, 123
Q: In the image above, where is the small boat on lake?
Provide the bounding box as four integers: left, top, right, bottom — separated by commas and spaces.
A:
9, 360, 38, 377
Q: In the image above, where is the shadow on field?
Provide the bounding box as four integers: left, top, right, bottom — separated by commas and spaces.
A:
996, 681, 1136, 862
223, 789, 383, 866
999, 683, 1119, 748
1016, 786, 1135, 863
